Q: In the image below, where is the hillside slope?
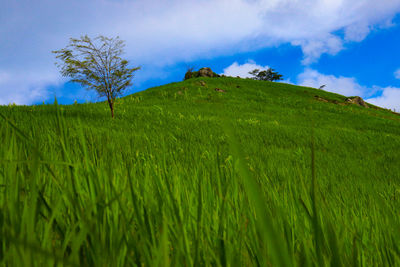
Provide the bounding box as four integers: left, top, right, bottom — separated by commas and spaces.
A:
1, 77, 399, 266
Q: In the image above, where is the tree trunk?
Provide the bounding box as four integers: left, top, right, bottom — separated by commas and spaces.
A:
108, 99, 114, 118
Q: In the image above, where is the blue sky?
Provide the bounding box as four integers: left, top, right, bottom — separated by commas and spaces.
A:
1, 0, 400, 111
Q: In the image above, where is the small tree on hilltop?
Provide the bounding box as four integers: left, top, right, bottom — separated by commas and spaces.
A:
249, 68, 283, 82
248, 69, 260, 78
184, 67, 194, 80
53, 35, 140, 118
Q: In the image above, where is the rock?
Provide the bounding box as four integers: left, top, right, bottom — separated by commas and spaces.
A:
346, 96, 368, 107
199, 81, 206, 86
184, 67, 220, 80
314, 96, 328, 102
198, 67, 215, 77
215, 88, 226, 93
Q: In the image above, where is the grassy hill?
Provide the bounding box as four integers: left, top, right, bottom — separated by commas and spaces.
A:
1, 77, 399, 266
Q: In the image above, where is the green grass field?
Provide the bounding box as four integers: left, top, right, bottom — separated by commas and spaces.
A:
1, 77, 400, 266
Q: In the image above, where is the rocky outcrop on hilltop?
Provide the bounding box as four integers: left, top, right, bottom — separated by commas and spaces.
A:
345, 96, 368, 107
184, 67, 220, 80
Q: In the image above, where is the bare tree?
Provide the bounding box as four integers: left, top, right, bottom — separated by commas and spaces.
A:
53, 35, 140, 118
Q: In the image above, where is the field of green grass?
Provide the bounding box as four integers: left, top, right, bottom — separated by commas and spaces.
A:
1, 77, 400, 266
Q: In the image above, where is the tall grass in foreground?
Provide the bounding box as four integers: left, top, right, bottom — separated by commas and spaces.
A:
1, 77, 400, 266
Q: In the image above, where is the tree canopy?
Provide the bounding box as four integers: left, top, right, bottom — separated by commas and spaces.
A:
249, 68, 283, 82
53, 35, 140, 118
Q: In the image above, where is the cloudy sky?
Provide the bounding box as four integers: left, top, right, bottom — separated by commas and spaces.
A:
1, 0, 400, 111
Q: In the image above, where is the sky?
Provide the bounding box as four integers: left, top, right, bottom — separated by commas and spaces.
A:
1, 0, 400, 111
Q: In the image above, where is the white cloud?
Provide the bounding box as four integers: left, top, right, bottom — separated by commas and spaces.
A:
0, 69, 61, 105
1, 0, 400, 104
297, 69, 365, 96
222, 61, 269, 78
366, 87, 400, 112
395, 69, 400, 79
297, 68, 400, 111
291, 34, 343, 65
344, 22, 371, 42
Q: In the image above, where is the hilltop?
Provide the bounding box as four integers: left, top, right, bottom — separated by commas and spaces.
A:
0, 77, 399, 266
